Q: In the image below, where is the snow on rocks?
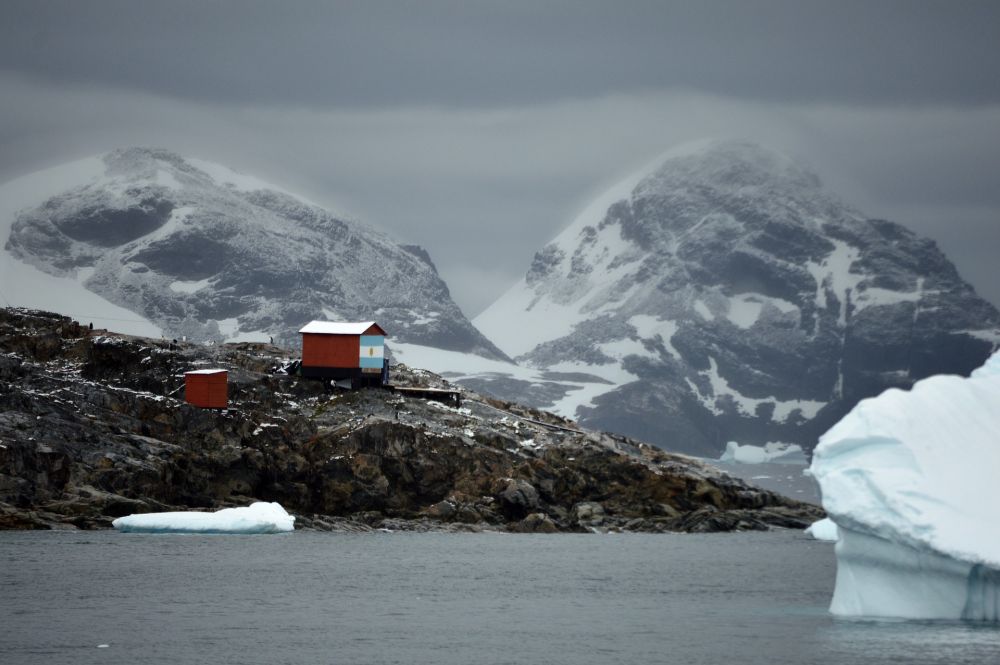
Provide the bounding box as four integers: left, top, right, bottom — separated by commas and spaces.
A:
809, 351, 1000, 620
112, 502, 295, 534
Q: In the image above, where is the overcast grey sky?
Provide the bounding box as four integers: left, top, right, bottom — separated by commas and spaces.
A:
2, 0, 999, 315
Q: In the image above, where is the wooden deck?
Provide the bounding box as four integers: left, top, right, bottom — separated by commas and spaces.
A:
387, 385, 463, 406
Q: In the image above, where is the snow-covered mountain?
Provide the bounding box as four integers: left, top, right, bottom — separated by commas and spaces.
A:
470, 139, 1000, 456
0, 147, 504, 357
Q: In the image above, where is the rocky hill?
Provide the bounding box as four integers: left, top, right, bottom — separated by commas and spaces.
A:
0, 307, 821, 532
0, 147, 504, 357
473, 140, 1000, 456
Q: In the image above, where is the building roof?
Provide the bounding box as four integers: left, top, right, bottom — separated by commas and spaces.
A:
298, 320, 386, 336
185, 368, 228, 376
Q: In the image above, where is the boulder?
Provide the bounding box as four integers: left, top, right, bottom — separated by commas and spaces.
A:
496, 479, 539, 519
572, 501, 605, 526
515, 512, 559, 534
425, 499, 457, 519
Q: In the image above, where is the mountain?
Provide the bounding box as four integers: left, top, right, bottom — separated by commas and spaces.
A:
0, 307, 821, 532
471, 139, 1000, 456
0, 147, 504, 358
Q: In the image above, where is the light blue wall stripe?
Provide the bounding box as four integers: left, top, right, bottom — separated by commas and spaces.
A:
360, 357, 384, 368
360, 335, 384, 347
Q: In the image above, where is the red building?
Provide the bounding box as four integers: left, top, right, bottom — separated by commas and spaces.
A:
299, 321, 388, 386
184, 369, 228, 408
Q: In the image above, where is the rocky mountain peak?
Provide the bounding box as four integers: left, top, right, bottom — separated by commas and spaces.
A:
0, 148, 506, 359
639, 139, 823, 197
604, 140, 858, 258
473, 139, 1000, 456
104, 146, 190, 173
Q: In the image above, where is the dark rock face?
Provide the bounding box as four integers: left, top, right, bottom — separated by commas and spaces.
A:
2, 147, 505, 359
496, 479, 540, 519
475, 140, 1000, 456
0, 307, 821, 532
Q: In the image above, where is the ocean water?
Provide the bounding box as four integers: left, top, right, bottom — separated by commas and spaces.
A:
2, 530, 998, 665
710, 459, 820, 503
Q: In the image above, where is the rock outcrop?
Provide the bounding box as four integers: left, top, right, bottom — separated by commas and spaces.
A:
0, 307, 821, 532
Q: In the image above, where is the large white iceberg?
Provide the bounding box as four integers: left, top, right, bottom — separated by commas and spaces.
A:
113, 502, 295, 534
809, 351, 1000, 620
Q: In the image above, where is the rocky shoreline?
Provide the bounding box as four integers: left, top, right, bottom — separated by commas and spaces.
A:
0, 307, 822, 532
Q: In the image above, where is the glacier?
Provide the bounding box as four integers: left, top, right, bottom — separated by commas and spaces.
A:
809, 351, 1000, 620
112, 502, 294, 534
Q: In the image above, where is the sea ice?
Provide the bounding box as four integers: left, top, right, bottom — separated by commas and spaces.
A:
809, 351, 1000, 620
112, 502, 294, 534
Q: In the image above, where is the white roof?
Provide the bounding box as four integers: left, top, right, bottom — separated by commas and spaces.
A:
298, 320, 381, 335
185, 368, 227, 375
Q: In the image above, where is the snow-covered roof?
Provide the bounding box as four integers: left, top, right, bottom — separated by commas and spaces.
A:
185, 368, 228, 375
298, 321, 385, 336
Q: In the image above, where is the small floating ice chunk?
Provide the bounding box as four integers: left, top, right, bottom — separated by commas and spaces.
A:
805, 518, 839, 542
721, 441, 766, 464
810, 350, 1000, 620
719, 441, 805, 464
112, 502, 294, 534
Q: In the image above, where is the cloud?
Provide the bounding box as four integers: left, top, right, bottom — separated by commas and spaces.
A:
2, 1, 999, 108
1, 73, 998, 316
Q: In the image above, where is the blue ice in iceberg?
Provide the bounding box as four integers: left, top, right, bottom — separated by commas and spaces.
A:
809, 351, 1000, 620
113, 502, 294, 534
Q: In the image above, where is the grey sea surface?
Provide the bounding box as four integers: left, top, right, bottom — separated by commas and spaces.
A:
2, 530, 998, 665
709, 458, 821, 504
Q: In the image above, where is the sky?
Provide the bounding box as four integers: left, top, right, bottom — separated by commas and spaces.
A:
1, 0, 999, 316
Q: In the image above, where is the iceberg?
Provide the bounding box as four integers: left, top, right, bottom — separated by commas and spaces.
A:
719, 441, 805, 464
805, 517, 839, 542
809, 351, 1000, 620
112, 502, 295, 534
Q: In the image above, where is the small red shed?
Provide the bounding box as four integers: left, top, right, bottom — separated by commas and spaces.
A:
298, 320, 388, 386
184, 369, 228, 408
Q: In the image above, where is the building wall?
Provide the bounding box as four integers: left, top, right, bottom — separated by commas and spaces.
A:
185, 373, 228, 408
359, 335, 385, 369
302, 333, 360, 368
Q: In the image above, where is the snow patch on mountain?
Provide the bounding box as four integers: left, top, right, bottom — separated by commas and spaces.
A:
169, 278, 212, 294
391, 341, 625, 420
628, 315, 681, 359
